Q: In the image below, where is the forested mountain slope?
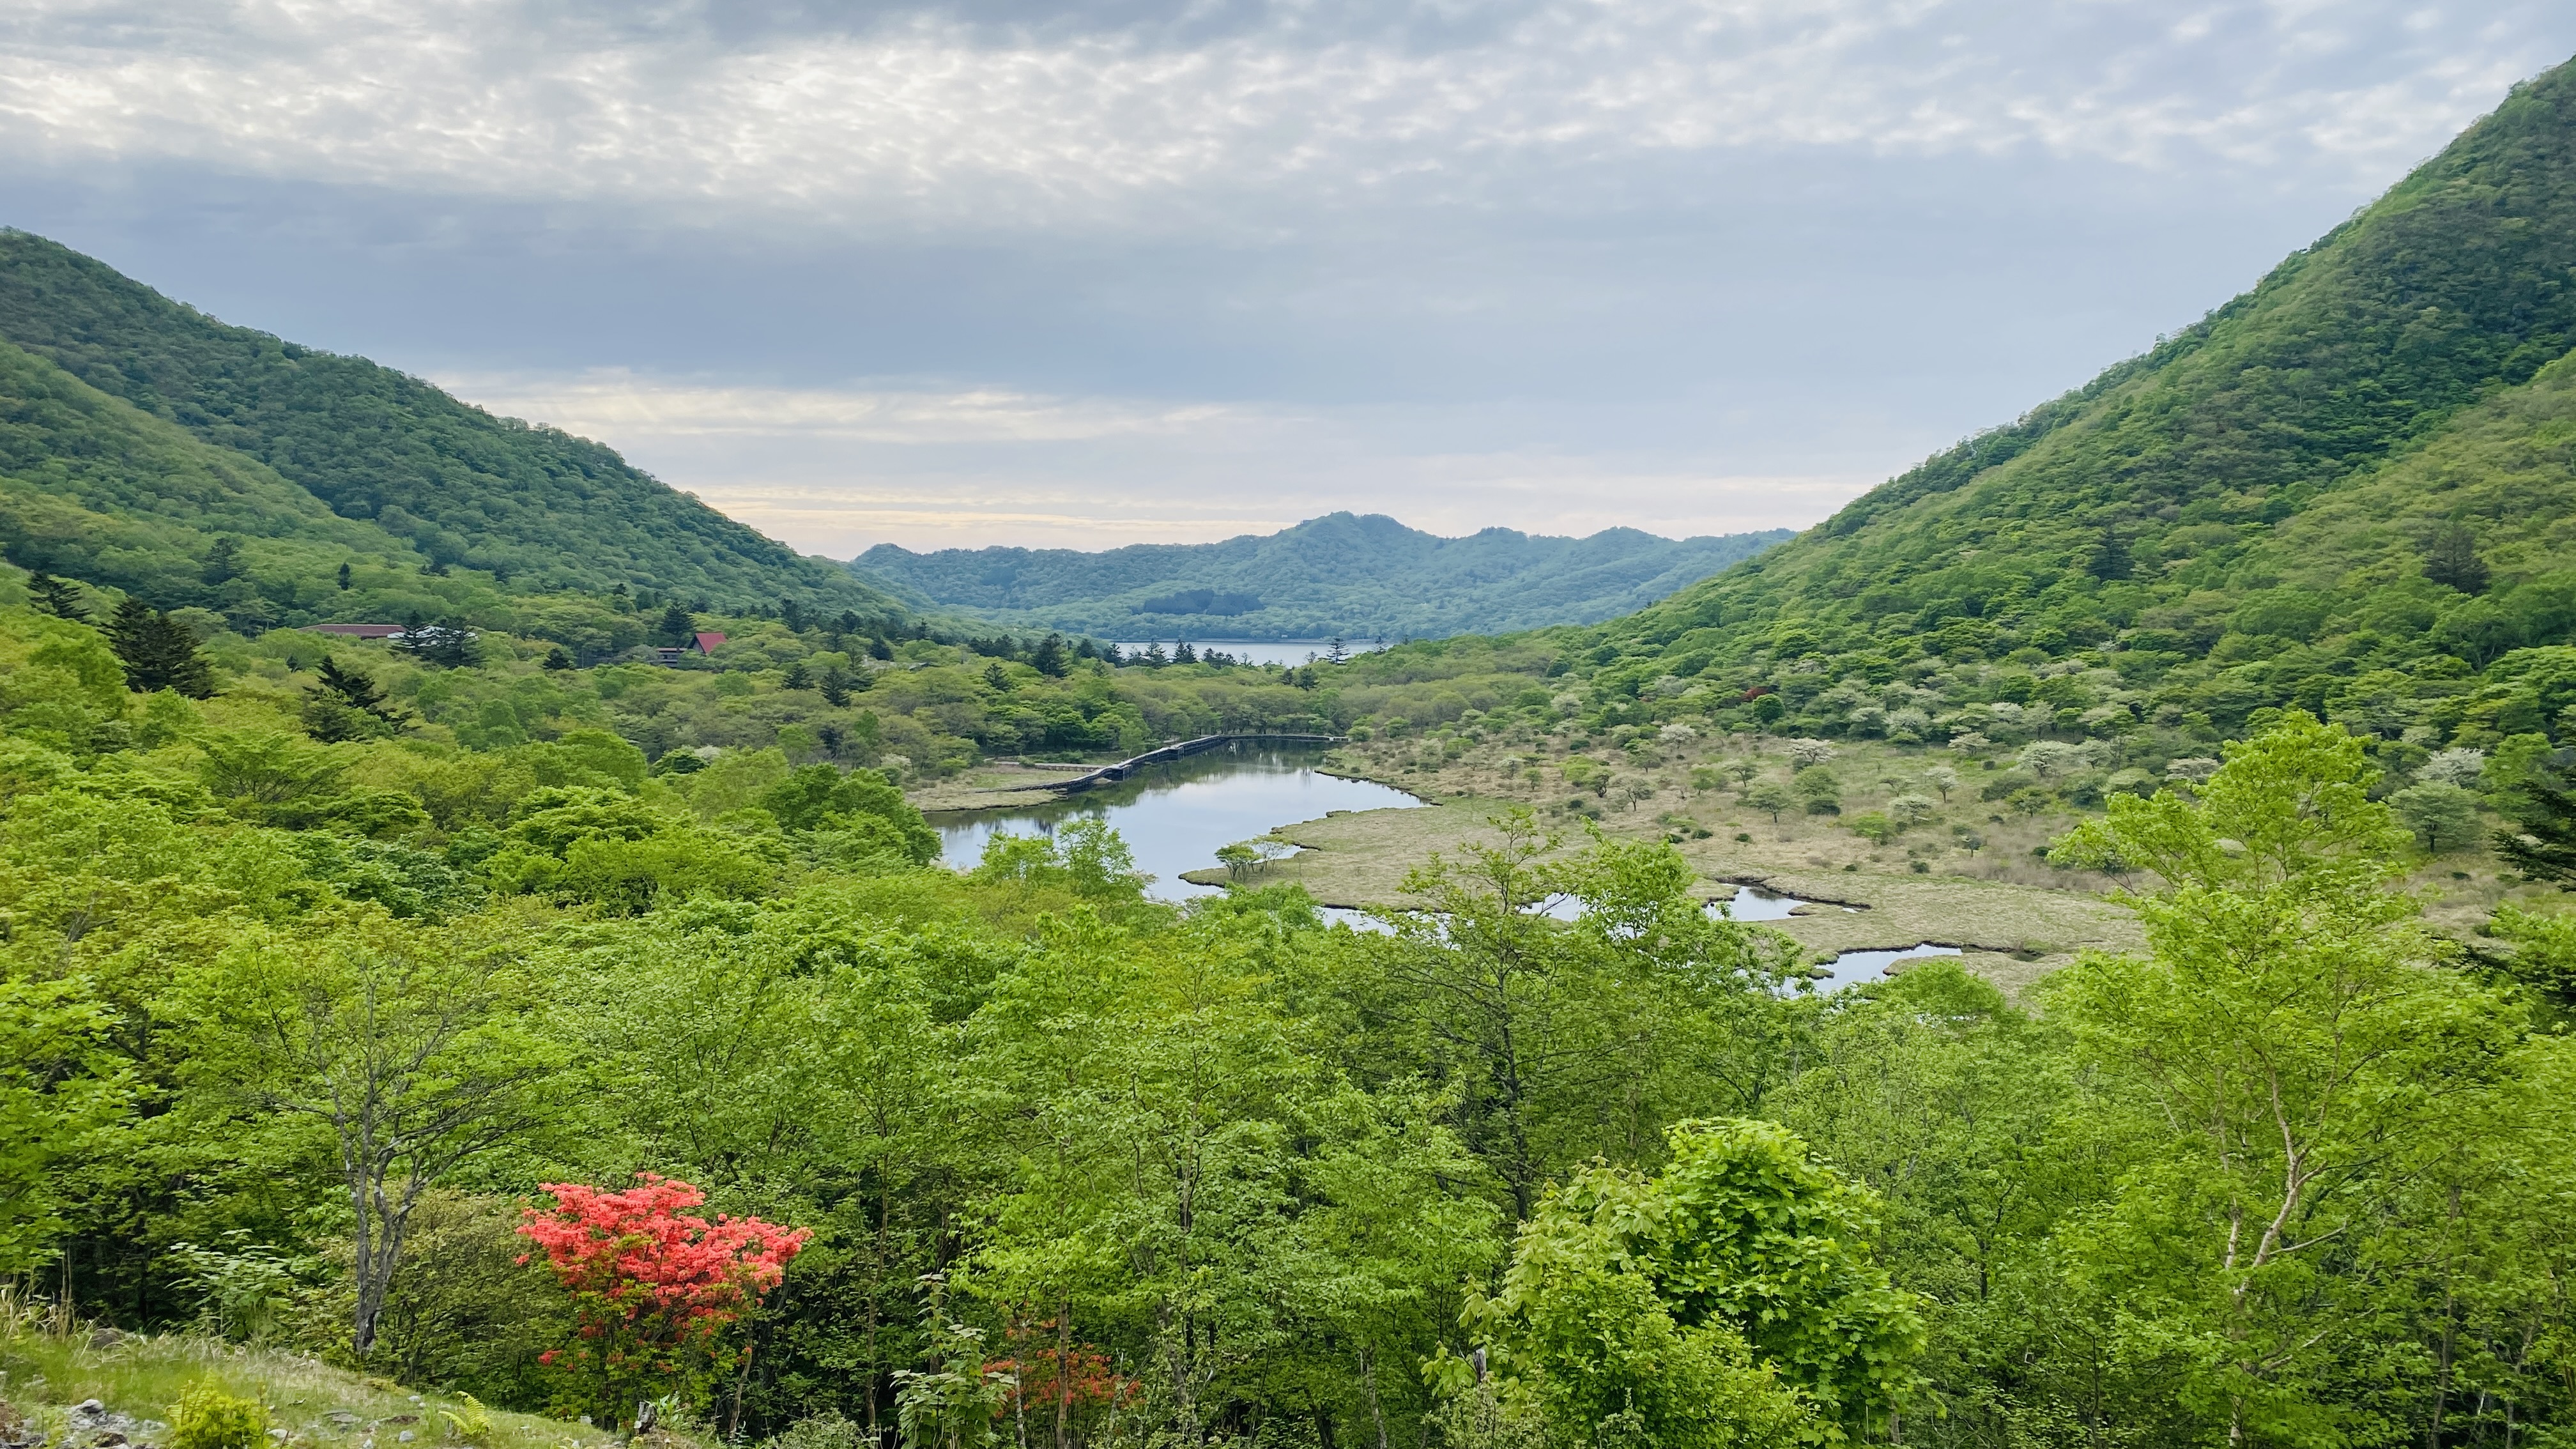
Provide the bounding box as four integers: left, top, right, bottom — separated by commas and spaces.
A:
856, 511, 1790, 639
1462, 56, 2576, 749
0, 333, 560, 635
0, 231, 905, 618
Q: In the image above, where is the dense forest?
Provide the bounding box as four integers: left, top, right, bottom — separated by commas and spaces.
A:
3, 581, 2572, 1449
857, 514, 1790, 641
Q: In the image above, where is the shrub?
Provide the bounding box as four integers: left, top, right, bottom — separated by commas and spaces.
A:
518, 1176, 809, 1428
1846, 811, 1898, 844
169, 1386, 267, 1449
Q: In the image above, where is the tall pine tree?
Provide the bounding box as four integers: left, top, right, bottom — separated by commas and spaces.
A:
107, 597, 215, 698
24, 571, 88, 622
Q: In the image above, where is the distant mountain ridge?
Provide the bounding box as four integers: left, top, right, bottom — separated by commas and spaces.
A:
854, 512, 1793, 640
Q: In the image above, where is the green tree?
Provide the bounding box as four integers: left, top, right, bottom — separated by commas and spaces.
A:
201, 534, 245, 586
1458, 1117, 1922, 1447
755, 763, 940, 864
2424, 521, 2490, 594
2494, 761, 2576, 885
2391, 780, 2483, 854
172, 912, 567, 1356
0, 977, 135, 1273
1791, 768, 1839, 813
395, 622, 480, 669
302, 657, 408, 742
1746, 780, 1794, 827
105, 595, 214, 696
24, 569, 88, 622
2048, 713, 2524, 1445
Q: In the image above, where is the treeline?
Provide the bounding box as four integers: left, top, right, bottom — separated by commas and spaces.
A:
3, 575, 2573, 1447
1, 565, 1356, 775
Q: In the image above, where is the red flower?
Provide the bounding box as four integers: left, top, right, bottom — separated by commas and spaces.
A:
518, 1174, 808, 1417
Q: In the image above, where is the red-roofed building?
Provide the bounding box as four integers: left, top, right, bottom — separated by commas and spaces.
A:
655, 631, 726, 665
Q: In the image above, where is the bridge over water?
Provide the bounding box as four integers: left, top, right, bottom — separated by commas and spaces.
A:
1052, 733, 1345, 794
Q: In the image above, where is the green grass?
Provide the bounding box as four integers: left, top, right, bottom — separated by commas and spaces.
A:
0, 1300, 637, 1449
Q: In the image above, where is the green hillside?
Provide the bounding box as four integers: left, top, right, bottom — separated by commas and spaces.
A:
1346, 57, 2576, 758
0, 334, 550, 634
0, 231, 906, 618
855, 511, 1791, 639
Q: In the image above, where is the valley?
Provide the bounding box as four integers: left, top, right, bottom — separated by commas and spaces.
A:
3, 47, 2576, 1449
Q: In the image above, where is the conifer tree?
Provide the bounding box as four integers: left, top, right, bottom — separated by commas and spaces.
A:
201, 535, 245, 586
24, 570, 88, 622
659, 602, 696, 645
2497, 769, 2576, 886
395, 623, 480, 670
302, 657, 408, 741
2423, 522, 2490, 594
106, 597, 215, 697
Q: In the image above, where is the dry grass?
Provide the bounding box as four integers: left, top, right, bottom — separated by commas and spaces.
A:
905, 762, 1087, 813
0, 1295, 636, 1449
1269, 730, 2151, 995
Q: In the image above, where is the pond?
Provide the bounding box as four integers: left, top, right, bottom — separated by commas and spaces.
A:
933, 745, 1425, 900
1809, 943, 1961, 992
938, 764, 1959, 993
1715, 884, 1857, 922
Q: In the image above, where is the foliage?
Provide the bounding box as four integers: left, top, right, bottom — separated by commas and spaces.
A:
516, 1176, 808, 1427
0, 977, 134, 1273
1457, 1116, 1922, 1448
105, 597, 212, 698
165, 1231, 307, 1342
171, 912, 569, 1356
2046, 714, 2529, 1445
166, 1386, 268, 1449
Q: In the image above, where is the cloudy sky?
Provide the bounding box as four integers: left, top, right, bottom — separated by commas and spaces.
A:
4, 2, 2573, 555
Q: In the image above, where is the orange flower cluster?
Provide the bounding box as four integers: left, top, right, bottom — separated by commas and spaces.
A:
517, 1174, 809, 1410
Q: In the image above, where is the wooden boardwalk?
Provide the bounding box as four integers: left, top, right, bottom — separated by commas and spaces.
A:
1053, 733, 1344, 793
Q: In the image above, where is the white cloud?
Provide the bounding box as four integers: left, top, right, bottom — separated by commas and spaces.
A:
1, 0, 2560, 234
439, 369, 1251, 444
436, 369, 1881, 553
10, 0, 2566, 556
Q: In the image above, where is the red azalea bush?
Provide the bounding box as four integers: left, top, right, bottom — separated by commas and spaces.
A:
986, 1321, 1137, 1441
518, 1174, 809, 1424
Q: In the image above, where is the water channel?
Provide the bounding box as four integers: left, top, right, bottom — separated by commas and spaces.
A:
933, 749, 1955, 990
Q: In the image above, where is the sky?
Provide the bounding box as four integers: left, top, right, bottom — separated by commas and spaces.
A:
4, 2, 2574, 557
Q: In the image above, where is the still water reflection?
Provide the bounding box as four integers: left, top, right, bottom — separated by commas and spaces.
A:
933, 746, 1424, 901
